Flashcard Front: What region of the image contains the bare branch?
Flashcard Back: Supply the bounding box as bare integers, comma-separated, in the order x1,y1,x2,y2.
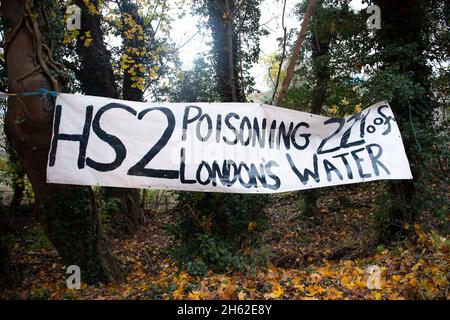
275,0,317,106
270,0,288,105
175,30,200,51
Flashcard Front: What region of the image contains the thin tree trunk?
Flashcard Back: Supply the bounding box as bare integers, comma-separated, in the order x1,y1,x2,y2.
74,0,145,235
275,0,317,106
1,0,119,283
74,0,118,98
116,0,148,233
225,0,237,102
302,26,331,222
270,0,287,105
120,0,145,102
373,0,433,241
207,0,244,102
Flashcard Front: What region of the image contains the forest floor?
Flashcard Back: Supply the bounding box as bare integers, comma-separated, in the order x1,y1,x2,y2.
1,182,449,300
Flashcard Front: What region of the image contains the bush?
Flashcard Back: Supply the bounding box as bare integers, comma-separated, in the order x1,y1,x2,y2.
375,114,449,242
168,192,270,275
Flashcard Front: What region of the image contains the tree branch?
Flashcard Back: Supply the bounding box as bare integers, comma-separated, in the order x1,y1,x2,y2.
275,0,317,106
270,0,288,105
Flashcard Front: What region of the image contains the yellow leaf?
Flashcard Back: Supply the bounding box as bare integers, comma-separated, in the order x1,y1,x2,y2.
340,275,356,290
187,291,201,300
392,275,402,282
373,291,382,300
293,276,305,291
271,282,283,299
149,70,158,79
355,279,366,288
238,291,246,300
84,38,93,47
330,105,338,114
172,286,184,300
306,285,325,297
263,292,278,299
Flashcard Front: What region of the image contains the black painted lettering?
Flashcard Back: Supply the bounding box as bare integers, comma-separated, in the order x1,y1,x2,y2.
276,121,293,150
49,104,93,169
196,113,213,142
239,116,252,146
223,113,240,145
291,122,310,150
127,107,179,179
332,152,353,179
180,147,196,184
182,105,202,141
252,118,267,148
317,118,345,154
237,162,255,188
86,103,135,172
323,159,343,182
350,147,371,179
265,160,280,190
286,153,320,185
196,161,211,185
366,143,390,176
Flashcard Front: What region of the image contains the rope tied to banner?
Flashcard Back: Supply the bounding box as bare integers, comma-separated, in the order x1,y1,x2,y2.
0,88,58,112
408,99,422,153
405,70,422,153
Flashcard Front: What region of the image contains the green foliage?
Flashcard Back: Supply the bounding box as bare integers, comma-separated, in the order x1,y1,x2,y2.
277,0,448,242
0,155,34,205
168,192,270,275
168,56,220,102
281,0,367,114
97,192,121,235
105,0,179,101
29,288,51,300
24,226,52,250
42,186,110,283
166,1,273,276
363,0,448,241
193,0,268,101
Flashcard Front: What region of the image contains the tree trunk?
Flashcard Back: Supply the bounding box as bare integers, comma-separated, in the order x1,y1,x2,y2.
373,0,434,241
116,0,148,233
74,0,118,99
275,0,317,106
224,0,237,102
1,0,119,283
208,0,244,103
120,0,145,102
0,205,14,289
302,21,331,222
74,0,145,235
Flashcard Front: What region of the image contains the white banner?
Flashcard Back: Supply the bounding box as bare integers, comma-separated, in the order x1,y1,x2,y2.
47,93,412,193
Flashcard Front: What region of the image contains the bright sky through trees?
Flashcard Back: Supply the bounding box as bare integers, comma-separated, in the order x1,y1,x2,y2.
170,0,366,93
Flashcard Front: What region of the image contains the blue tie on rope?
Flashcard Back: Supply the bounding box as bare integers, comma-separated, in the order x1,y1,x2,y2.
0,88,58,111
1,88,58,97
16,88,58,97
